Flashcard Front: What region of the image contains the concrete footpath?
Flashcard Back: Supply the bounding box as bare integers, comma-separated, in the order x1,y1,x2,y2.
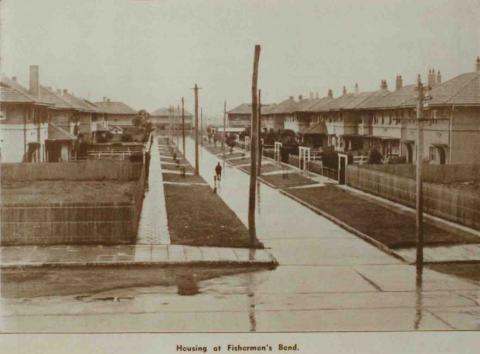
0,244,277,269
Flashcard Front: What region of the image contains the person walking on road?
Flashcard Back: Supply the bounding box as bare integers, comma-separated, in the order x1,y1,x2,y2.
215,162,222,182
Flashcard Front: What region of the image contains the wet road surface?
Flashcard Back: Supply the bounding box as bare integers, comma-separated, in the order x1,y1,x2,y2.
1,136,479,332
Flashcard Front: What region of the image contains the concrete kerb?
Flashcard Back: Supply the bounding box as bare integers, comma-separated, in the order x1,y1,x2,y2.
278,188,407,263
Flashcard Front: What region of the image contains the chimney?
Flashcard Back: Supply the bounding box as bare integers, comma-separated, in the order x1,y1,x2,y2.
395,75,403,90
354,83,359,94
29,65,40,97
342,86,347,95
298,95,303,101
315,92,319,99
11,76,17,81
380,80,388,90
289,96,294,100
327,89,333,98
103,96,106,102
476,56,480,72
427,68,435,87
63,89,68,95
107,98,111,103
436,70,442,84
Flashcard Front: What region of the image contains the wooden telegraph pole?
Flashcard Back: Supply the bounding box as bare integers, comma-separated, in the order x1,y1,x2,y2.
248,45,261,246
222,100,227,153
193,84,200,175
200,108,204,146
257,89,262,176
415,74,429,271
176,104,180,146
181,97,186,155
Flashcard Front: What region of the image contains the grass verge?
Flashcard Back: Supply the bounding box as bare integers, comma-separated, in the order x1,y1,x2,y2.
287,185,480,249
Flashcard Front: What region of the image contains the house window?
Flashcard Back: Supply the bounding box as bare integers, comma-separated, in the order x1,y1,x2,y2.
429,146,436,161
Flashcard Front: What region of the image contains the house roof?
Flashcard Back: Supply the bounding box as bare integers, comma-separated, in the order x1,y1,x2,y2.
423,71,480,106
295,98,320,112
271,97,298,114
308,96,335,112
227,103,272,115
0,82,37,103
358,84,417,109
151,107,193,117
60,91,97,112
94,101,137,115
0,76,49,105
38,87,76,110
48,123,76,140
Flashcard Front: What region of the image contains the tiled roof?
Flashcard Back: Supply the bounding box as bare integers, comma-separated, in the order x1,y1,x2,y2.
295,98,319,112
227,103,272,115
262,103,277,114
271,97,298,114
425,71,480,106
358,84,417,109
151,107,193,117
38,87,75,110
0,76,47,104
0,82,36,103
308,96,335,112
94,101,137,115
47,123,76,140
61,91,96,112
354,89,393,109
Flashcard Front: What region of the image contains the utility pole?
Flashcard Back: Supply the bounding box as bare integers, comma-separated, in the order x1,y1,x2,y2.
181,97,185,155
192,84,200,175
248,44,261,246
175,104,180,148
222,100,227,153
415,74,429,271
200,108,204,146
257,89,262,176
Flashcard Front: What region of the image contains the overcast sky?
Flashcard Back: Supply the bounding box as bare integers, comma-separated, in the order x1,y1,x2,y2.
1,0,479,124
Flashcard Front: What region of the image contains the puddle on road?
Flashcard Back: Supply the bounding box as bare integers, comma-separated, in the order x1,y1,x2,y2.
1,265,265,299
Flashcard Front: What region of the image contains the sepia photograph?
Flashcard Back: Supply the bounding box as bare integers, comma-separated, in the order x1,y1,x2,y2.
0,0,479,353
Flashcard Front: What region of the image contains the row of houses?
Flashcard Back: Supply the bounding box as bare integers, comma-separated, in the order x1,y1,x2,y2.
0,65,147,163
227,57,480,165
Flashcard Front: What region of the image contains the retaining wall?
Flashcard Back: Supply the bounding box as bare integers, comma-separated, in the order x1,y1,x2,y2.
347,164,480,230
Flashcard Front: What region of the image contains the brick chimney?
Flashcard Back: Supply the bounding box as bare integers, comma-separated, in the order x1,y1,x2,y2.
380,80,388,90
395,75,403,90
476,56,480,72
289,96,294,100
327,89,333,98
29,65,40,97
63,89,68,95
11,76,17,81
436,70,442,84
427,68,436,87
298,95,303,101
354,83,359,94
342,86,347,95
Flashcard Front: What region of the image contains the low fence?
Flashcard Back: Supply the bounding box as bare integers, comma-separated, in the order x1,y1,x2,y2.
1,160,142,182
347,164,480,230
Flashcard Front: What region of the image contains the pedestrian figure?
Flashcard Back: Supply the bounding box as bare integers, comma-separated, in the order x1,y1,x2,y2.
215,162,222,182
